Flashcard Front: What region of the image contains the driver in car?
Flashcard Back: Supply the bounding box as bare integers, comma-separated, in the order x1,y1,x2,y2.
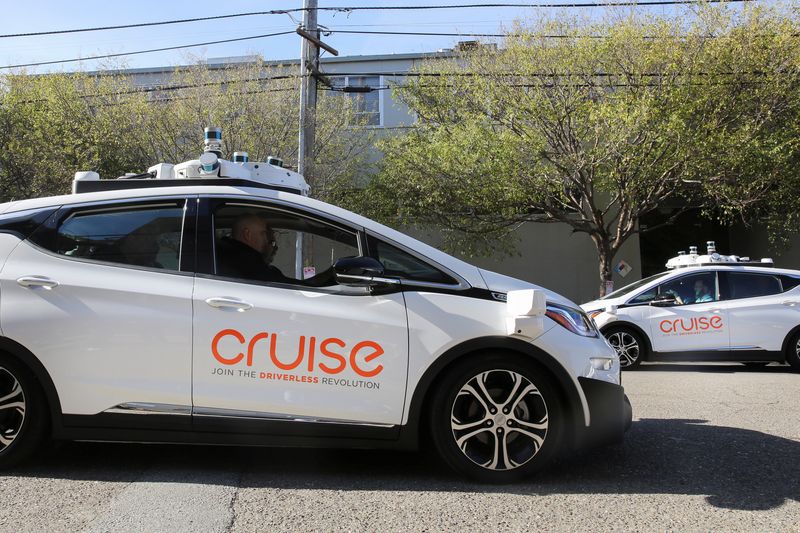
217,214,292,283
666,278,713,305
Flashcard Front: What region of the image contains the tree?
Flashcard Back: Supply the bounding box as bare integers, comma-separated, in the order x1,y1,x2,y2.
0,59,374,204
0,71,151,200
356,5,800,295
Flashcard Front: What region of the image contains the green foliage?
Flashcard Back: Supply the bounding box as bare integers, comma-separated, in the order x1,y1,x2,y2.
356,4,800,292
0,60,373,203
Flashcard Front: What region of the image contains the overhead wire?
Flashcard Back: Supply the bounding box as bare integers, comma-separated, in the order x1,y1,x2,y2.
0,0,757,39
0,31,296,70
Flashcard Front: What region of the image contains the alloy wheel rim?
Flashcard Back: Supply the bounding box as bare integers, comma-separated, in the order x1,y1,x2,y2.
0,367,25,453
608,331,639,367
450,369,548,471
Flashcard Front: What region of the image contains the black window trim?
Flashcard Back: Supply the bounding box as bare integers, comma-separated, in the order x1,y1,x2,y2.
198,196,372,294
626,270,721,307
364,229,470,291
197,194,471,292
25,195,196,277
719,270,788,301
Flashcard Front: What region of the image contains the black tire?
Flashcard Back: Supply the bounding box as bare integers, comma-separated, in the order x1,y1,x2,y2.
429,353,565,483
786,332,800,372
0,354,48,469
603,327,646,369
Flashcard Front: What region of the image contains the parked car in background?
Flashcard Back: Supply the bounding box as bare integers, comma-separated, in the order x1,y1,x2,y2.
583,243,800,371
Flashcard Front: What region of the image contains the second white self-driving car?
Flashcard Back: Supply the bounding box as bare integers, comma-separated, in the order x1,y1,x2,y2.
0,129,630,482
583,242,800,371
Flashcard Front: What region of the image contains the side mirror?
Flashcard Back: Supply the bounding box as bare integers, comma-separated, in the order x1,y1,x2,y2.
650,295,677,307
333,256,395,287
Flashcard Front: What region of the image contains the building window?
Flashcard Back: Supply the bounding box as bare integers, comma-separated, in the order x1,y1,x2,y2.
332,76,382,126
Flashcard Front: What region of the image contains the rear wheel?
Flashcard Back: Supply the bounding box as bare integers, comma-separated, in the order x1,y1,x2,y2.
0,355,48,468
786,332,800,372
604,327,646,369
429,354,564,483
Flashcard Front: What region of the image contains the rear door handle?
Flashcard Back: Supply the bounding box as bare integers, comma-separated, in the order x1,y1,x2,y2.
17,276,59,289
205,297,253,311
710,308,722,313
783,301,798,307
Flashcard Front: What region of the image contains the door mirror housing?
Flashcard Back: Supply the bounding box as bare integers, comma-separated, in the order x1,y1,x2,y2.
650,294,677,307
333,256,396,287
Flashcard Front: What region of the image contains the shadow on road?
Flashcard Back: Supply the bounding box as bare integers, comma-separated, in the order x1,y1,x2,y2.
633,363,796,374
4,418,798,511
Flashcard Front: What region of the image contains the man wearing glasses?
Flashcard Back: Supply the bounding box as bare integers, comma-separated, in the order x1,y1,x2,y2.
217,214,292,283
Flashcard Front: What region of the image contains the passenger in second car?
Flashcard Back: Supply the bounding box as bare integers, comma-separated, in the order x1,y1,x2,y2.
217,214,292,283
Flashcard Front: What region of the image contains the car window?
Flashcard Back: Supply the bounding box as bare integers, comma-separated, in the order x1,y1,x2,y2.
657,272,718,306
372,239,457,284
213,204,359,286
728,272,782,299
628,287,658,305
601,272,669,300
41,203,184,270
779,275,800,292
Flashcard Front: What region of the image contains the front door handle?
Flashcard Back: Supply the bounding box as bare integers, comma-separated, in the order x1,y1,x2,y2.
17,276,59,289
205,297,253,311
710,308,723,313
783,301,798,307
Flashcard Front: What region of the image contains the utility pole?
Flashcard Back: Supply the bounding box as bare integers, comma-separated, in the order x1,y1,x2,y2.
295,0,318,278
297,0,318,182
295,0,338,278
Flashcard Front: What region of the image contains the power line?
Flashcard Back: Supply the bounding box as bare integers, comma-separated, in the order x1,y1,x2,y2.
328,28,799,39
6,67,791,106
0,11,301,39
315,1,755,10
332,30,506,37
0,31,295,70
0,1,756,40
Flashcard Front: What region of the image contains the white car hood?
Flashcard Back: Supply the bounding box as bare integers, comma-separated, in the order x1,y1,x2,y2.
478,269,576,308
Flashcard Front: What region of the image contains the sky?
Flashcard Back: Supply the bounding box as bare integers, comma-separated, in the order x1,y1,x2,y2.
0,0,701,73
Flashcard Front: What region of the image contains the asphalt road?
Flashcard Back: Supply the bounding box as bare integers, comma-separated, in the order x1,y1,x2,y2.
1,363,798,532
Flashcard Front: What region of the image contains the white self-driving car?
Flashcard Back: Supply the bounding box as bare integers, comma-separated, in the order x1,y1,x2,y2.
583,243,800,371
0,129,629,482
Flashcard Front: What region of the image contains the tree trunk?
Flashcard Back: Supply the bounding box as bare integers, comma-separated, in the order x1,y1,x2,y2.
589,234,615,298
598,248,614,297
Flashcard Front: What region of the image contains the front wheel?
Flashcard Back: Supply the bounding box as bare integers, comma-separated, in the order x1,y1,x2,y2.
604,327,646,369
786,332,800,372
0,355,48,469
429,354,564,483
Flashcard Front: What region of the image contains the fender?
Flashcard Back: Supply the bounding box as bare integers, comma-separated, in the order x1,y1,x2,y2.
398,336,586,450
601,321,653,355
0,336,63,435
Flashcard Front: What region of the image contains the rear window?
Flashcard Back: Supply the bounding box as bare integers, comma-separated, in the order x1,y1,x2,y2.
727,272,783,300
32,203,185,271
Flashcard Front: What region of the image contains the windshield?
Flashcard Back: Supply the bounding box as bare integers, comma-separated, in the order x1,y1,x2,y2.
599,272,670,300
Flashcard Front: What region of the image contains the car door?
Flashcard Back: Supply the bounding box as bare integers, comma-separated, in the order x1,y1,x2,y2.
191,197,409,428
647,271,730,355
721,271,800,355
0,197,195,424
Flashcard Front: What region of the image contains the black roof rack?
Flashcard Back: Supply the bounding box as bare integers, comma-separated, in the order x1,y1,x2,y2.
73,178,302,195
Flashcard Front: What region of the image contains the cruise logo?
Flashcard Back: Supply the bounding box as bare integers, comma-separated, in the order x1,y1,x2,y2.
659,316,723,336
211,328,385,378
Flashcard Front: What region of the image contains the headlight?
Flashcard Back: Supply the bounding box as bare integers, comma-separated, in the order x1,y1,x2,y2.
545,303,598,337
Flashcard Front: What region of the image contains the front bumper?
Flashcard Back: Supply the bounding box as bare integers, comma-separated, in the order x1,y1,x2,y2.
574,377,632,450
